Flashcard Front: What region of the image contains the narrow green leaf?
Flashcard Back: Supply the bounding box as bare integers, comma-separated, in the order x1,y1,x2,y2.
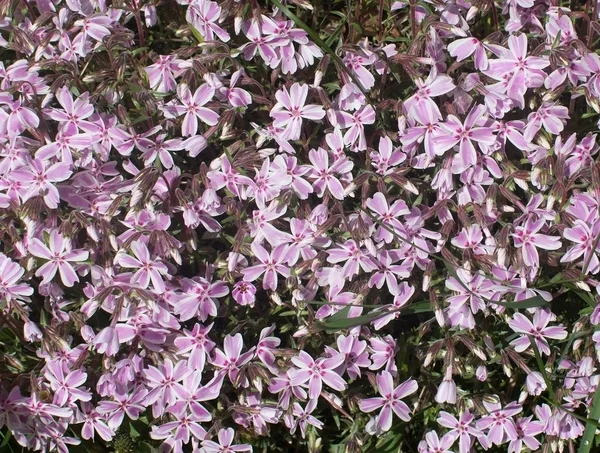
316,306,387,331
0,430,12,448
528,335,555,401
492,295,548,309
578,385,600,453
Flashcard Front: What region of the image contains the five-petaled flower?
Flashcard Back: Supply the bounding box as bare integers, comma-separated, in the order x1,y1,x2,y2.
29,230,89,287
270,83,325,141
359,371,418,433
512,217,561,268
290,351,347,400
508,309,567,356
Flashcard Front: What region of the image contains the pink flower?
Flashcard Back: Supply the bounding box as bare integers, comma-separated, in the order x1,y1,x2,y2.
218,69,252,108
211,333,255,387
270,83,325,140
29,230,89,287
434,104,496,168
343,50,376,90
448,37,488,70
404,72,455,121
512,218,561,268
523,102,570,142
477,400,522,446
12,158,72,209
144,359,191,418
508,416,544,453
186,0,230,42
174,323,215,372
359,371,418,433
5,98,39,136
162,83,219,136
334,334,371,379
48,87,94,135
289,399,323,438
96,387,149,430
369,335,398,375
437,410,484,453
232,281,257,307
366,192,409,243
201,428,252,453
560,219,600,274
145,55,184,93
290,350,347,399
241,243,290,291
508,310,567,356
418,431,455,453
326,240,377,280
114,240,169,293
336,104,376,151
485,34,548,106
93,326,120,357
308,147,354,200
255,326,281,373
44,361,91,406
371,135,406,175
0,254,33,302
174,276,228,321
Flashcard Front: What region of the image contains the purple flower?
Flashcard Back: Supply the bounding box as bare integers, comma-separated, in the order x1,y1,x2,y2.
201,428,252,453
359,371,418,433
434,104,496,167
290,350,347,400
270,83,325,140
512,218,561,268
437,410,484,453
508,309,567,356
44,361,91,406
115,240,169,293
242,243,290,291
29,230,89,287
162,83,219,136
211,333,255,387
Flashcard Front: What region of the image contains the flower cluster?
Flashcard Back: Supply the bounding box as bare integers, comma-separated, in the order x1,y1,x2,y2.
0,0,600,452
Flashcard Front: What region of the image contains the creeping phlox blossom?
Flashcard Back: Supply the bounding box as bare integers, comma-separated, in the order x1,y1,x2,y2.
1,0,600,451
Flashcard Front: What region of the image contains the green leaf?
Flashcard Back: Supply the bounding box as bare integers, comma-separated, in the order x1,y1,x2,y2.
0,430,12,448
578,384,600,453
316,306,386,331
492,295,548,309
316,300,433,332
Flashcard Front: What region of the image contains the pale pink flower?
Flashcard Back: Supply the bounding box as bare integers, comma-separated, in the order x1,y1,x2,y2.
512,218,561,268
270,83,325,140
359,371,417,433
114,240,170,293
308,147,353,200
241,243,290,291
29,230,89,287
186,0,230,42
508,310,567,356
162,84,219,136
290,351,347,400
211,333,255,387
201,428,252,453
